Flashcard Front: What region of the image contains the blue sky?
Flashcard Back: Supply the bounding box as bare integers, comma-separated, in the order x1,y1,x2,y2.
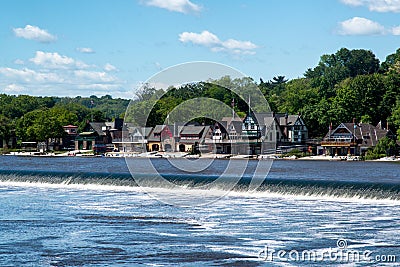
1,0,399,98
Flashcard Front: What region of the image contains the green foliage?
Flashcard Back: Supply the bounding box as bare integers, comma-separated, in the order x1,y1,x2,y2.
305,48,380,96
365,137,397,160
1,47,400,146
389,100,400,139
124,77,268,127
0,114,12,148
15,107,78,142
282,149,305,158
259,48,400,138
331,74,386,124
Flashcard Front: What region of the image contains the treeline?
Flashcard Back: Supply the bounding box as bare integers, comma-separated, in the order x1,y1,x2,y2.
127,47,400,139
1,47,400,148
0,94,129,147
262,48,400,137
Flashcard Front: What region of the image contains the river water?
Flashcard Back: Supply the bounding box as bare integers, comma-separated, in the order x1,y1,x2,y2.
0,156,399,266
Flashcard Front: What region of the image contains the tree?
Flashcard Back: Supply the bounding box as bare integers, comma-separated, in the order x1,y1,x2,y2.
380,48,400,73
365,137,397,159
389,100,400,139
331,74,386,124
0,115,12,149
305,48,380,97
271,75,288,85
16,107,78,145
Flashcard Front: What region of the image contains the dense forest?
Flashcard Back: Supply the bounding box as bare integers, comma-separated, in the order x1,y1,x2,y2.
1,47,400,148
128,47,400,139
0,94,129,147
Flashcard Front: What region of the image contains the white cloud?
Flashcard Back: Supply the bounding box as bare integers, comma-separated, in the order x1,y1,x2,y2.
179,30,258,55
13,25,57,43
338,17,386,35
14,59,24,65
77,47,95,54
4,84,25,94
0,67,63,83
179,30,220,46
104,63,118,72
0,51,126,97
142,0,201,14
29,51,88,69
74,70,117,83
392,26,400,35
341,0,400,12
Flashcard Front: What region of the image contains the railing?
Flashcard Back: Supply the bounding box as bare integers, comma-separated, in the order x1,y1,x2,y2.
320,141,357,146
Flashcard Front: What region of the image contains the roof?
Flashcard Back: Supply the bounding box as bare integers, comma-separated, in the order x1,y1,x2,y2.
180,126,205,135
147,125,171,142
229,121,243,135
253,112,274,126
179,126,211,143
63,125,78,128
263,116,278,128
152,125,166,134
326,122,392,147
279,115,299,126
105,118,124,131
89,122,107,136
129,127,153,138
221,116,242,126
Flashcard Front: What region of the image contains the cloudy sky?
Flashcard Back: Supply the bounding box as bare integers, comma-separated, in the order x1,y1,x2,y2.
1,0,399,98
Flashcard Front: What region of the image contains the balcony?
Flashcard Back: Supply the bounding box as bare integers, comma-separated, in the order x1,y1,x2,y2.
321,140,357,147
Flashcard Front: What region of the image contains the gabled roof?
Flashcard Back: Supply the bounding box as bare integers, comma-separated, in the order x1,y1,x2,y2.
221,116,242,126
147,125,172,142
180,125,205,135
263,117,276,128
130,127,153,138
229,121,243,135
88,122,107,136
327,122,393,147
253,112,274,126
152,125,166,134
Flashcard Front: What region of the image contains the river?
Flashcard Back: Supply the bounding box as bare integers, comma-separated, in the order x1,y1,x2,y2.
0,156,399,266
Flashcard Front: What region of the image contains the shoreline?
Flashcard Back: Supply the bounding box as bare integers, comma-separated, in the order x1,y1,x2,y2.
2,151,400,162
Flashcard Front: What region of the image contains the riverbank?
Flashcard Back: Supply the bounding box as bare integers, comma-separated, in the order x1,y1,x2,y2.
3,150,400,162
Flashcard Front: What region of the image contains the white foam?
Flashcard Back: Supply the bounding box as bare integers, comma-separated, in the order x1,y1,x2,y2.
158,232,178,237
1,180,399,205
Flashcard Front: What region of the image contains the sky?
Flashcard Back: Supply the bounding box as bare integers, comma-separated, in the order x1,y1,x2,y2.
1,0,400,99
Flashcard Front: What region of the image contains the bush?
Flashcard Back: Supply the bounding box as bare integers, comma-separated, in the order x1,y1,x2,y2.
283,149,305,158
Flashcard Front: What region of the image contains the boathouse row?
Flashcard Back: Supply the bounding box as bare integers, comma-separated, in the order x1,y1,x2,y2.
320,122,396,156
5,113,396,156
111,112,309,155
